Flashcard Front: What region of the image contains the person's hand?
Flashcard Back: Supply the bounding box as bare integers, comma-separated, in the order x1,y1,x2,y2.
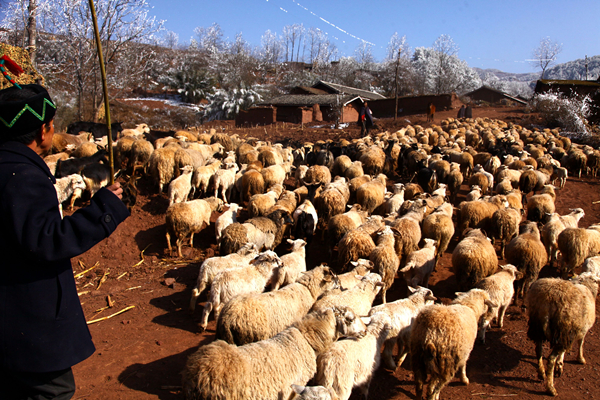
106,183,123,200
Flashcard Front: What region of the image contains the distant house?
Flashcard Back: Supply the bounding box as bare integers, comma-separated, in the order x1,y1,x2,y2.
463,85,527,105
236,80,384,126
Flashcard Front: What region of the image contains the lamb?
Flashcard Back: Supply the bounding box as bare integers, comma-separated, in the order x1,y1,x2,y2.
213,162,240,203
505,221,548,303
69,162,112,209
368,286,437,370
292,199,318,243
465,185,482,201
147,146,177,193
271,238,308,290
473,164,494,193
410,289,497,400
389,200,428,268
192,160,221,198
452,228,498,291
311,272,383,316
165,197,224,258
215,203,241,245
458,194,508,234
247,184,283,218
421,203,455,262
541,208,585,267
216,265,339,345
384,183,405,215
399,238,437,289
582,255,600,277
199,251,283,331
338,259,374,290
356,173,387,214
526,273,600,396
315,311,392,400
475,264,523,343
288,385,339,400
550,166,568,189
526,185,557,223
167,165,194,206
188,243,259,314
557,224,600,278
120,123,150,137
182,306,367,400
53,174,87,218
337,216,385,272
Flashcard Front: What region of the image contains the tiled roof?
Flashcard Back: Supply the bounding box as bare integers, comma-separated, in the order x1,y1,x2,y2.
313,81,386,100
258,94,357,107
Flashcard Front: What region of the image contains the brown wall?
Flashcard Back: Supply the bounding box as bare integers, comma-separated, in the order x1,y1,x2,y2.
235,107,276,126
368,94,454,118
467,89,508,104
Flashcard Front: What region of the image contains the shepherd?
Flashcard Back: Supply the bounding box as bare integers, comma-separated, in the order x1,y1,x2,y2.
427,102,436,122
358,101,374,137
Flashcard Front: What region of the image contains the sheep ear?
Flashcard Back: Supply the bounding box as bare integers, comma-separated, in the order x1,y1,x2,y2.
350,261,358,267
455,292,464,297
426,293,438,301
399,265,412,273
290,384,305,395
360,316,371,325
407,286,417,294
485,299,498,308
287,238,293,244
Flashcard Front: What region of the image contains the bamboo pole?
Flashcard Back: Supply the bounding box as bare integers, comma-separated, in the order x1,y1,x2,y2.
88,0,115,185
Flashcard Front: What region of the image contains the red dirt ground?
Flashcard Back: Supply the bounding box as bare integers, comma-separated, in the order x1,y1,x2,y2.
67,106,600,399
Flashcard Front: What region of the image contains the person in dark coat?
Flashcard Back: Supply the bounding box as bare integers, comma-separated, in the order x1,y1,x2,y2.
358,101,374,137
457,105,466,119
465,105,473,119
0,84,129,399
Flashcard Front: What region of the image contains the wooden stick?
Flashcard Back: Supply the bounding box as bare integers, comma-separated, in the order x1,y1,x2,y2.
77,291,89,297
74,261,99,279
131,244,151,268
593,200,600,204
126,285,141,291
87,305,135,324
116,271,128,280
96,268,110,290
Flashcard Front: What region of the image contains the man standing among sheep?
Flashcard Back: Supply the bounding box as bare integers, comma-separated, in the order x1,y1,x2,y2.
0,83,129,399
358,101,374,137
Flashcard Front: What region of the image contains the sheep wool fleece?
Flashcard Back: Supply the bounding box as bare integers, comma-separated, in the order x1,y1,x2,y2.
0,141,130,373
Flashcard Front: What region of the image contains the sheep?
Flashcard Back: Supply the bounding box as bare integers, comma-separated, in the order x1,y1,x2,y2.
344,160,364,180
490,206,522,259
304,165,332,187
327,204,368,258
465,185,482,202
188,243,259,314
505,221,548,303
199,251,283,331
495,165,521,189
369,226,400,303
331,154,352,178
271,238,308,290
262,163,291,189
315,311,391,400
69,162,112,209
51,131,92,153
389,200,428,268
258,146,284,167
557,224,600,278
384,183,405,215
421,203,455,262
167,165,194,206
582,255,600,277
550,166,568,189
190,142,225,161
356,173,387,214
213,162,240,203
410,289,497,400
241,168,266,204
192,160,221,198
182,306,367,400
53,174,87,218
216,265,339,345
494,177,514,195
219,209,293,255
399,238,437,289
215,203,241,245
368,286,437,370
120,123,150,137
446,162,463,204
288,384,339,400
54,149,109,179
147,146,177,193
359,145,386,176
292,199,318,243
130,138,154,172
338,259,374,290
247,184,283,218
165,197,224,258
452,228,498,291
295,165,309,187
473,164,494,193
475,264,523,343
541,208,585,267
526,185,557,223
71,142,101,159
458,194,508,234
311,272,383,316
526,273,600,396
337,216,385,273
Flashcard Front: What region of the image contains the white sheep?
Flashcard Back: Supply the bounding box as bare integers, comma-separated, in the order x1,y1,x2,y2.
213,162,240,203
271,238,307,290
311,272,383,316
215,203,241,245
120,123,150,137
53,173,87,218
167,165,194,206
188,243,259,314
192,160,221,198
368,286,437,370
399,238,437,288
315,311,392,400
338,259,373,290
199,250,282,331
289,384,339,400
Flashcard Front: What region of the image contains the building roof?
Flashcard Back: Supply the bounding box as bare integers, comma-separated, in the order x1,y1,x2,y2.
312,81,386,100
465,85,527,105
538,79,600,87
258,94,361,107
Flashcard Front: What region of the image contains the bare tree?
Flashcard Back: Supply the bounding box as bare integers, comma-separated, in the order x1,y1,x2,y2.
260,29,283,65
282,23,304,62
531,37,562,79
432,34,459,94
354,41,375,69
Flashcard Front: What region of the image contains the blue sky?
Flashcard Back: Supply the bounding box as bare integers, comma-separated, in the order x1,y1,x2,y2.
147,0,600,74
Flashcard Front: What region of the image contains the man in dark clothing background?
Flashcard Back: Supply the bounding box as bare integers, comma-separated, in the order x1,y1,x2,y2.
358,101,374,137
0,83,129,399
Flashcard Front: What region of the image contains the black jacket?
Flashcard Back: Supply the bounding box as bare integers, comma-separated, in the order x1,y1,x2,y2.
0,141,129,372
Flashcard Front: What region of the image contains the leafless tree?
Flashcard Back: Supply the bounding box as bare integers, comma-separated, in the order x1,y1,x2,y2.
354,40,375,69
531,37,562,79
432,34,459,94
282,23,305,62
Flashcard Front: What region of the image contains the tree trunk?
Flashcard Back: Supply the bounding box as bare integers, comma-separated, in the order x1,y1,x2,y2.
26,0,37,65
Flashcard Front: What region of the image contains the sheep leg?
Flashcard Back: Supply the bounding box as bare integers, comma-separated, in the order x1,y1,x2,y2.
176,238,184,259
555,350,566,376
358,381,371,400
189,278,207,314
545,349,560,396
458,362,469,385
535,341,546,380
427,373,452,400
413,356,426,400
382,339,397,370
165,232,172,254
576,336,587,364
396,342,409,369
497,304,508,329
199,301,213,331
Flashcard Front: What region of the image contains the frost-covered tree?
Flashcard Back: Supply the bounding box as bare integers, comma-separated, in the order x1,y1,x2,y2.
531,36,562,79
379,33,414,97
194,22,225,54
204,87,262,121
260,29,283,64
282,23,305,62
530,90,591,134
354,41,375,69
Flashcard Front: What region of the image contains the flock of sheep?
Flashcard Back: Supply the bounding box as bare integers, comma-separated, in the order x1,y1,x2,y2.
45,116,600,400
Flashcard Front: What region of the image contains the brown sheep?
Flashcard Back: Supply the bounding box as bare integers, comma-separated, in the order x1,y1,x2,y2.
452,228,498,291
337,216,385,273
557,224,600,278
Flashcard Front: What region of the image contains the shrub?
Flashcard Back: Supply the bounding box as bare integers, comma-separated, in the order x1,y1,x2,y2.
529,90,591,135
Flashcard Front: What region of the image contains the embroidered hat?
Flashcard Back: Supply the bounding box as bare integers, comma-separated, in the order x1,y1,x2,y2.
0,84,56,138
